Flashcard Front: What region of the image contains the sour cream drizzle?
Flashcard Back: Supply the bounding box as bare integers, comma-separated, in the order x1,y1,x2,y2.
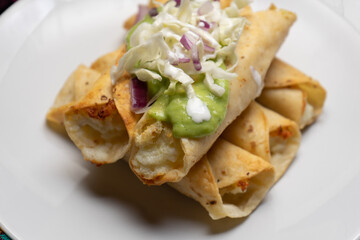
186,85,211,123
250,66,264,97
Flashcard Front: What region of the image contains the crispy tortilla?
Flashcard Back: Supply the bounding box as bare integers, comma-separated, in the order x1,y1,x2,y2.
170,101,300,219
129,7,297,185
257,58,326,129
64,72,129,165
46,65,101,135
170,139,274,219
46,45,127,135
222,102,301,181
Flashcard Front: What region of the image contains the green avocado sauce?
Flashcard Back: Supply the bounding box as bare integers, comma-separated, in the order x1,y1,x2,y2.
147,76,229,138
127,13,229,138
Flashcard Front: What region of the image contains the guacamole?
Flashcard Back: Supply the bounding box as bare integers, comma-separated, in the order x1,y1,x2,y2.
122,5,239,138
147,76,229,138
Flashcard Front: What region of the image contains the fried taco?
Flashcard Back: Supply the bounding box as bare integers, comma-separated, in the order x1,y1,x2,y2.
63,72,133,165
46,65,101,135
170,139,275,219
113,1,296,185
170,101,300,219
222,102,301,181
257,58,326,129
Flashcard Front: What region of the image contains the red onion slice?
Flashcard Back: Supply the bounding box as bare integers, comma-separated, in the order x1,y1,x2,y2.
204,44,215,53
198,1,213,15
135,5,149,24
191,44,202,71
148,7,158,17
133,87,164,114
198,20,211,30
180,32,202,70
131,77,148,112
170,57,191,66
174,0,181,7
179,57,191,63
170,60,179,66
180,32,200,50
180,34,194,50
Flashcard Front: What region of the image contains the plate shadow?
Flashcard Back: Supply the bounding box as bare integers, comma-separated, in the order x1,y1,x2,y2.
82,160,247,234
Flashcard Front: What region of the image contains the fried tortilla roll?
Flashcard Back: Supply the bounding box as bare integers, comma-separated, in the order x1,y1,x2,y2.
169,102,299,219
47,45,137,164
169,139,275,220
129,8,297,185
222,102,301,181
46,45,126,135
257,58,326,129
46,65,101,135
64,72,131,165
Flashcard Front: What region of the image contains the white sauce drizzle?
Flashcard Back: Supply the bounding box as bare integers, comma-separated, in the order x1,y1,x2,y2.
186,85,211,123
250,66,264,97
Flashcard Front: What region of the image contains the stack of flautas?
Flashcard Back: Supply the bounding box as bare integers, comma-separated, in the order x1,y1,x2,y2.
46,0,326,220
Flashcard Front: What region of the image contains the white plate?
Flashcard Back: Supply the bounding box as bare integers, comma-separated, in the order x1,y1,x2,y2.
1,0,360,239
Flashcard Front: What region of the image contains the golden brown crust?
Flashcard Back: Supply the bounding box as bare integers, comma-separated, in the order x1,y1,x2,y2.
169,156,224,216
257,88,306,126
262,105,301,180
222,102,270,162
124,14,137,30
170,139,275,219
129,114,184,184
64,72,129,165
46,65,101,134
223,102,301,181
113,78,141,139
83,99,117,120
265,58,315,88
257,58,326,128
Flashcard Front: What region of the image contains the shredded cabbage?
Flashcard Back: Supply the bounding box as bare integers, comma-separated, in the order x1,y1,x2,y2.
204,73,225,97
111,0,250,121
133,69,162,82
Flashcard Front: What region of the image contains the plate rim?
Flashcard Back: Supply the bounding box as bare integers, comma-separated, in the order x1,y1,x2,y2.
1,0,360,239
